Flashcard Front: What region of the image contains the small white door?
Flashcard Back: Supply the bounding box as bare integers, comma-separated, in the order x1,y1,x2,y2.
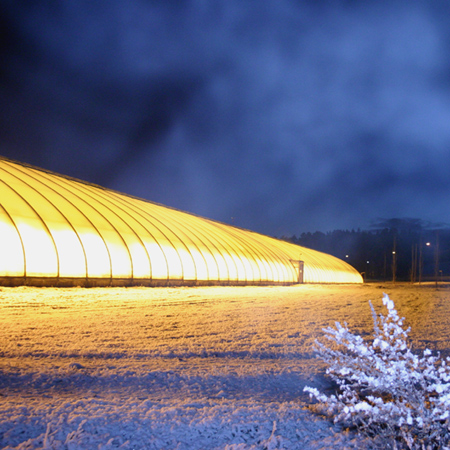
290,260,304,283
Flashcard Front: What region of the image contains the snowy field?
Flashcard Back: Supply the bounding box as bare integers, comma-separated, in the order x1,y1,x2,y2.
1,283,450,449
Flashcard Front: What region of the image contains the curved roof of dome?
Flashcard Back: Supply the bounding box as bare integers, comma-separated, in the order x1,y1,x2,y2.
0,157,362,286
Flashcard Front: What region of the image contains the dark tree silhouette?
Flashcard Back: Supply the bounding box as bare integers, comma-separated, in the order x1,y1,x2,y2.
281,218,450,282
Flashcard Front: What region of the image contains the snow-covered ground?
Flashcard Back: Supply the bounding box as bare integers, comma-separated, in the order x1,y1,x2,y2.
1,283,449,449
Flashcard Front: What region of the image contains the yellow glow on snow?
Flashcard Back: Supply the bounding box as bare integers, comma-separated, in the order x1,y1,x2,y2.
0,157,363,286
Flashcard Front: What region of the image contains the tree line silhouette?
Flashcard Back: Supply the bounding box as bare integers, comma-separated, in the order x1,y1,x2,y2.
281,218,450,282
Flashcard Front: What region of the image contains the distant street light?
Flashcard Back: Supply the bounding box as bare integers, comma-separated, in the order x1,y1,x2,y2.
424,236,440,286
392,235,397,284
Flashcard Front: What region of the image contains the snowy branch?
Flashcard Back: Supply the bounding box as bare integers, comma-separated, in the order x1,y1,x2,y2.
304,294,450,449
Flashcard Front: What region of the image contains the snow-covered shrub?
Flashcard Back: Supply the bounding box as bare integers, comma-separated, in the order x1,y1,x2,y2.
304,293,450,449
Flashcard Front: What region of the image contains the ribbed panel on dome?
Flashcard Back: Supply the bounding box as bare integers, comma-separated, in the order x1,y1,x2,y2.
0,157,363,287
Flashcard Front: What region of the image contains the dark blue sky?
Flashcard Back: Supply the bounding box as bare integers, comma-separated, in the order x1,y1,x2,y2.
2,1,450,236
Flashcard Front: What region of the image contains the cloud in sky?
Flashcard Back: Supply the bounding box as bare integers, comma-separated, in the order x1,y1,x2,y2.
2,0,450,236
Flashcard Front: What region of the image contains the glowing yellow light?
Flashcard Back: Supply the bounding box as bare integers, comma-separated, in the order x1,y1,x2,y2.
78,231,111,278
0,157,363,286
0,211,24,276
49,227,86,277
15,221,58,277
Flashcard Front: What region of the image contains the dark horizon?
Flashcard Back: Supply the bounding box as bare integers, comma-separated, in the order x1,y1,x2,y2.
283,217,450,281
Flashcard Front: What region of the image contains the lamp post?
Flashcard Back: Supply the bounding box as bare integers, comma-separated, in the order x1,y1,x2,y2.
434,232,440,287
418,240,425,285
411,244,418,283
392,235,397,284
392,251,396,283
423,239,439,285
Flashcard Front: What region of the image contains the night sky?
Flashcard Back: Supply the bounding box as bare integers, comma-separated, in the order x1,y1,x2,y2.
2,1,450,237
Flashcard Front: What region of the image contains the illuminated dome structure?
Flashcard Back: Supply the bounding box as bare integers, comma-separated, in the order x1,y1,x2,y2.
0,157,362,286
